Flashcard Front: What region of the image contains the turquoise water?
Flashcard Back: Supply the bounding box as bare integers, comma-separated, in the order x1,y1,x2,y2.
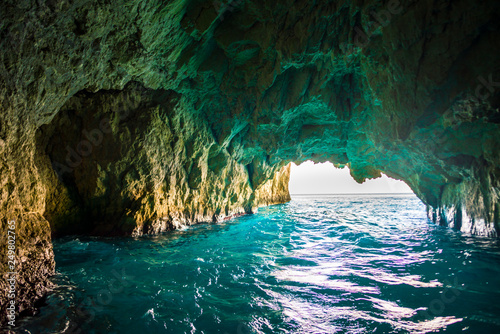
16,195,500,333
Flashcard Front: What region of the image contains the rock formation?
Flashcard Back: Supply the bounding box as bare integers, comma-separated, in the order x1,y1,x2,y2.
1,0,499,322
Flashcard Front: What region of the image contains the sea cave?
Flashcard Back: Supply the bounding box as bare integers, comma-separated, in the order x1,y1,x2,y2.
1,0,500,332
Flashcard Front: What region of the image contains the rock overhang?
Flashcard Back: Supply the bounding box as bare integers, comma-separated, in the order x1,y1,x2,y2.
1,0,500,322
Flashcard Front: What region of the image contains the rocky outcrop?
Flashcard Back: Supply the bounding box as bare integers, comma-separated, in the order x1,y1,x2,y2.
1,0,500,323
34,82,270,236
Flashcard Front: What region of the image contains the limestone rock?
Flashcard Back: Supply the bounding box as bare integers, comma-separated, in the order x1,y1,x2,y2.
1,0,500,322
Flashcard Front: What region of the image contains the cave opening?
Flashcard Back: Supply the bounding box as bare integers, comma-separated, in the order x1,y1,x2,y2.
289,161,414,195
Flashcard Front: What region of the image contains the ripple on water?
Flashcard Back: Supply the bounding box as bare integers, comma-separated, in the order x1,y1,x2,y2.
12,194,500,334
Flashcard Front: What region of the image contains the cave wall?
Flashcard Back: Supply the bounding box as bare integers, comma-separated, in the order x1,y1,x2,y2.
1,0,500,320
34,82,280,237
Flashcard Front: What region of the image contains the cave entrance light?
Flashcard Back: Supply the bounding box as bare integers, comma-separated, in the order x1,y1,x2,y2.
289,161,413,195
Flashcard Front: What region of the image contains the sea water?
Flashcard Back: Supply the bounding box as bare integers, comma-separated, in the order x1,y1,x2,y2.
15,194,500,333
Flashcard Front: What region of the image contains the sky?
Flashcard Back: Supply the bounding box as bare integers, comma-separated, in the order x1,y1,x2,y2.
289,161,413,194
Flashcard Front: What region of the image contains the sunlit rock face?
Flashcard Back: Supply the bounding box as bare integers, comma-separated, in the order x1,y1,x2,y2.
1,0,499,319
35,82,288,236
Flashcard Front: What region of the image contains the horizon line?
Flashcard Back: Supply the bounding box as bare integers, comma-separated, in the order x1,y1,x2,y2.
290,192,415,195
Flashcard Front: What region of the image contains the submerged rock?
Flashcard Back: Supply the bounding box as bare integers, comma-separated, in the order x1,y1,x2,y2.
0,0,499,322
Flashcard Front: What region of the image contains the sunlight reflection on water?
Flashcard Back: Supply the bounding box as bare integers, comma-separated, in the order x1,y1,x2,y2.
13,194,500,334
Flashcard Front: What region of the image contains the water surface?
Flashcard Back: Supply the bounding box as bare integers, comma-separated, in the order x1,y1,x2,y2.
16,194,500,333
